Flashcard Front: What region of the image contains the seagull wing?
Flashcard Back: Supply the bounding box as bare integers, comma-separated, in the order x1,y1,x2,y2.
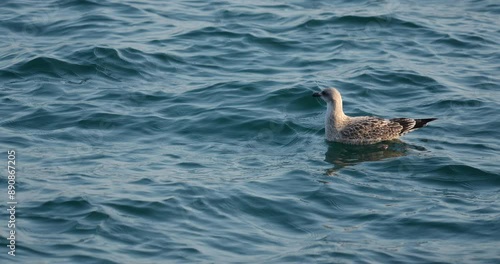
340,117,403,143
390,118,437,135
389,118,416,135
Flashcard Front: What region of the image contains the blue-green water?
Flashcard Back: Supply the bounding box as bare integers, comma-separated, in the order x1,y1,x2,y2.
1,0,500,263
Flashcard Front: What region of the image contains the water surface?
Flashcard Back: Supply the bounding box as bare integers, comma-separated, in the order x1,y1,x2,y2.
1,0,499,263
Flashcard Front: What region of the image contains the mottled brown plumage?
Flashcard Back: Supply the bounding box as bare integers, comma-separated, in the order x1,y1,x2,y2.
312,88,437,145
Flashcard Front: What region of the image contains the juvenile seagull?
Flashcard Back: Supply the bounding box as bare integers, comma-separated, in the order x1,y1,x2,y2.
313,88,437,145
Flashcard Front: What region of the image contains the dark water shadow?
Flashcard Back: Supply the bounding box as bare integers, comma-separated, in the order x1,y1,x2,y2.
323,140,424,176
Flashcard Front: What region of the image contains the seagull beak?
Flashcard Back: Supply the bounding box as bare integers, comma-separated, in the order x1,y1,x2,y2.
312,92,321,97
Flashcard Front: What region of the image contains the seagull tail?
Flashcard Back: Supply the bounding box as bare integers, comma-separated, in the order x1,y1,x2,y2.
413,118,437,130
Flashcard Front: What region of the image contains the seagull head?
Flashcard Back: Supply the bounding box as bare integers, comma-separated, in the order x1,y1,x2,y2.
312,88,342,105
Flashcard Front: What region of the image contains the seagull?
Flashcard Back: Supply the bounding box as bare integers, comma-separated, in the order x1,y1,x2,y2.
312,88,437,145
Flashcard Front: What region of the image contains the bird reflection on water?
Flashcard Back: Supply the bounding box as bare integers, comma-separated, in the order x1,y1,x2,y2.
323,140,425,176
